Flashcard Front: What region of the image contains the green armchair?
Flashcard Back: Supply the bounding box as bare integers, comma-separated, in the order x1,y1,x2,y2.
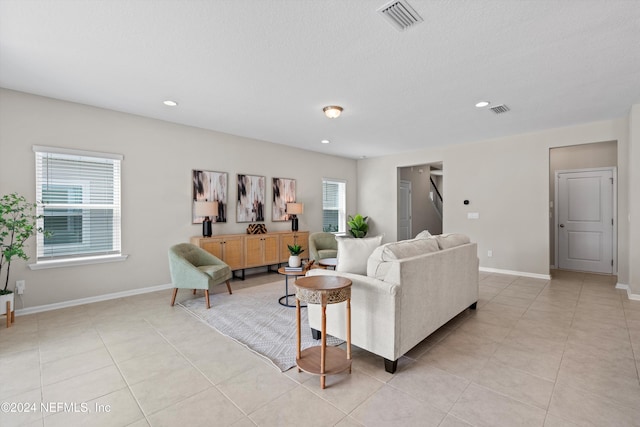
168,243,232,309
308,232,338,261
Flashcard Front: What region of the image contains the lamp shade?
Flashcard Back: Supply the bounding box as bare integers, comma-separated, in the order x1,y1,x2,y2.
286,202,304,215
194,201,218,218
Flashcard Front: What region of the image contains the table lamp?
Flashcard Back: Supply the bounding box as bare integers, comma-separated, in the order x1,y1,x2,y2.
286,202,304,232
194,201,218,237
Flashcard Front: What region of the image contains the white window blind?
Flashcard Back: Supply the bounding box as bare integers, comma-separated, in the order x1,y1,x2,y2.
322,179,346,233
34,146,123,261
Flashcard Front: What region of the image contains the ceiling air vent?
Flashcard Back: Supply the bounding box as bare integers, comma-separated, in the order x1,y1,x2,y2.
490,104,510,114
377,0,423,32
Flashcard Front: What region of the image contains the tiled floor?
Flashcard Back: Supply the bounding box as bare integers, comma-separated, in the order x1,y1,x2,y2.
1,270,639,426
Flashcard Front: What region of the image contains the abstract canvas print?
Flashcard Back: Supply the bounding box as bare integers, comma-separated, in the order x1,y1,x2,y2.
272,177,296,221
192,170,227,223
237,174,266,222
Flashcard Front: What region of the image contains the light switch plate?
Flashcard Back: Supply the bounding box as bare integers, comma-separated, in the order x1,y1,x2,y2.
467,212,479,219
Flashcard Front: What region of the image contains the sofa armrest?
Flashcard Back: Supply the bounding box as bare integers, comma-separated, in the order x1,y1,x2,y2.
305,268,399,360
168,254,211,290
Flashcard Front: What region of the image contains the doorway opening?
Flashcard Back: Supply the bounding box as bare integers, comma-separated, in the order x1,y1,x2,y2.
549,141,617,274
397,163,443,241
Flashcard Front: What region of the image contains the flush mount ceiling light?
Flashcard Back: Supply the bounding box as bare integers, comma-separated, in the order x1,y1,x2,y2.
163,100,178,107
323,105,343,119
475,101,490,108
321,139,331,144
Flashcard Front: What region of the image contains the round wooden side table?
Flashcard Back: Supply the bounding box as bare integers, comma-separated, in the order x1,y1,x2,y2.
294,275,352,389
277,267,308,308
318,257,338,270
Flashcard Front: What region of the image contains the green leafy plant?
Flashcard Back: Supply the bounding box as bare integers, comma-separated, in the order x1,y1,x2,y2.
287,244,304,256
0,193,46,294
347,214,369,238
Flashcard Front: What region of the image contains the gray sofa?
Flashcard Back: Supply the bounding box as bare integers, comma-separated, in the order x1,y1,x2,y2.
306,233,479,373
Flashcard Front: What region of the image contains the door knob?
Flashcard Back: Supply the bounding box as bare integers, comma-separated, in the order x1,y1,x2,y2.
559,224,565,228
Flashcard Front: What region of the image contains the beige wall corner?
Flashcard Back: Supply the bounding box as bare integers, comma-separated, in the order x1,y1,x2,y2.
628,104,640,295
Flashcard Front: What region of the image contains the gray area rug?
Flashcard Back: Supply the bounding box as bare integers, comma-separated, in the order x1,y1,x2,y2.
178,280,343,371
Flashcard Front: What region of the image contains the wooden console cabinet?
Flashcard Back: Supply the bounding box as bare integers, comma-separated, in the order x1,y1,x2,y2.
190,231,309,278
192,235,244,271
245,234,279,267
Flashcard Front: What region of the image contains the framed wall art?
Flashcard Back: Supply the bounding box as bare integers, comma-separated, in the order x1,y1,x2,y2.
237,174,266,222
272,177,296,221
192,170,227,223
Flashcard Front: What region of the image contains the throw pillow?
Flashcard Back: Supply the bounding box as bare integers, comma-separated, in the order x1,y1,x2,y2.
336,235,383,275
414,230,432,239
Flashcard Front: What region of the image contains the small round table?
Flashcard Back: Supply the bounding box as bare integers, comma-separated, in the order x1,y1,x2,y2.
294,275,352,389
318,257,338,270
277,267,308,308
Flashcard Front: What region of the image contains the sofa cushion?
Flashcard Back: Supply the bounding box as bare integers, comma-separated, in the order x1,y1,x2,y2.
382,237,439,260
336,235,383,275
435,233,471,250
367,237,440,280
318,249,338,259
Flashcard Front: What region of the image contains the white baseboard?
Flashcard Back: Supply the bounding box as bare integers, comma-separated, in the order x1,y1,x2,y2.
479,267,551,281
615,283,640,301
15,283,174,316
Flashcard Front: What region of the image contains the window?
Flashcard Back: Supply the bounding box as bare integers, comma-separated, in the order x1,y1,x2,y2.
33,146,123,264
322,179,346,233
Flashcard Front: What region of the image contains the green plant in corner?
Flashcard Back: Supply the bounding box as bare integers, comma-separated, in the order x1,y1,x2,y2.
287,244,304,256
0,193,47,294
347,214,369,238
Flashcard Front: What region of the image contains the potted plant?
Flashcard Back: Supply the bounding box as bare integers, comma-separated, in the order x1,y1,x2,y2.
0,193,45,323
347,214,369,238
287,244,304,268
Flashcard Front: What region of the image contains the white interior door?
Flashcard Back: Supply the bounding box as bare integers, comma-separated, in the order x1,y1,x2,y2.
398,180,412,241
557,169,614,274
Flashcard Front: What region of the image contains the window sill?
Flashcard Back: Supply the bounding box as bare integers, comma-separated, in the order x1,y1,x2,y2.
29,254,129,270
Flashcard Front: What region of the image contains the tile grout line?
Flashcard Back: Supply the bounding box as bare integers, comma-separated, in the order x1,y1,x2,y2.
541,275,586,426
94,318,150,426
145,317,255,422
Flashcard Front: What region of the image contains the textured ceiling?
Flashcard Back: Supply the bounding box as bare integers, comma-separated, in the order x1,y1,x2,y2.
1,0,639,159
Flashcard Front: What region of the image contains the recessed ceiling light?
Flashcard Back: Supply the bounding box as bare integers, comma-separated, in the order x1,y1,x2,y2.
475,101,490,108
163,100,178,107
321,139,330,144
323,105,343,119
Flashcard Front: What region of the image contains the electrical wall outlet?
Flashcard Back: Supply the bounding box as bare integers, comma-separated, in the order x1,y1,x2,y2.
16,280,25,294
487,250,493,257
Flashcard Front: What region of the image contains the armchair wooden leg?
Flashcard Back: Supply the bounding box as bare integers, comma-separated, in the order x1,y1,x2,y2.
226,280,232,295
170,288,178,306
205,290,211,309
193,289,197,295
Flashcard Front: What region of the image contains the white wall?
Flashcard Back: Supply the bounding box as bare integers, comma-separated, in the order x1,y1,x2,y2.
629,104,640,295
358,118,631,280
0,89,357,308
